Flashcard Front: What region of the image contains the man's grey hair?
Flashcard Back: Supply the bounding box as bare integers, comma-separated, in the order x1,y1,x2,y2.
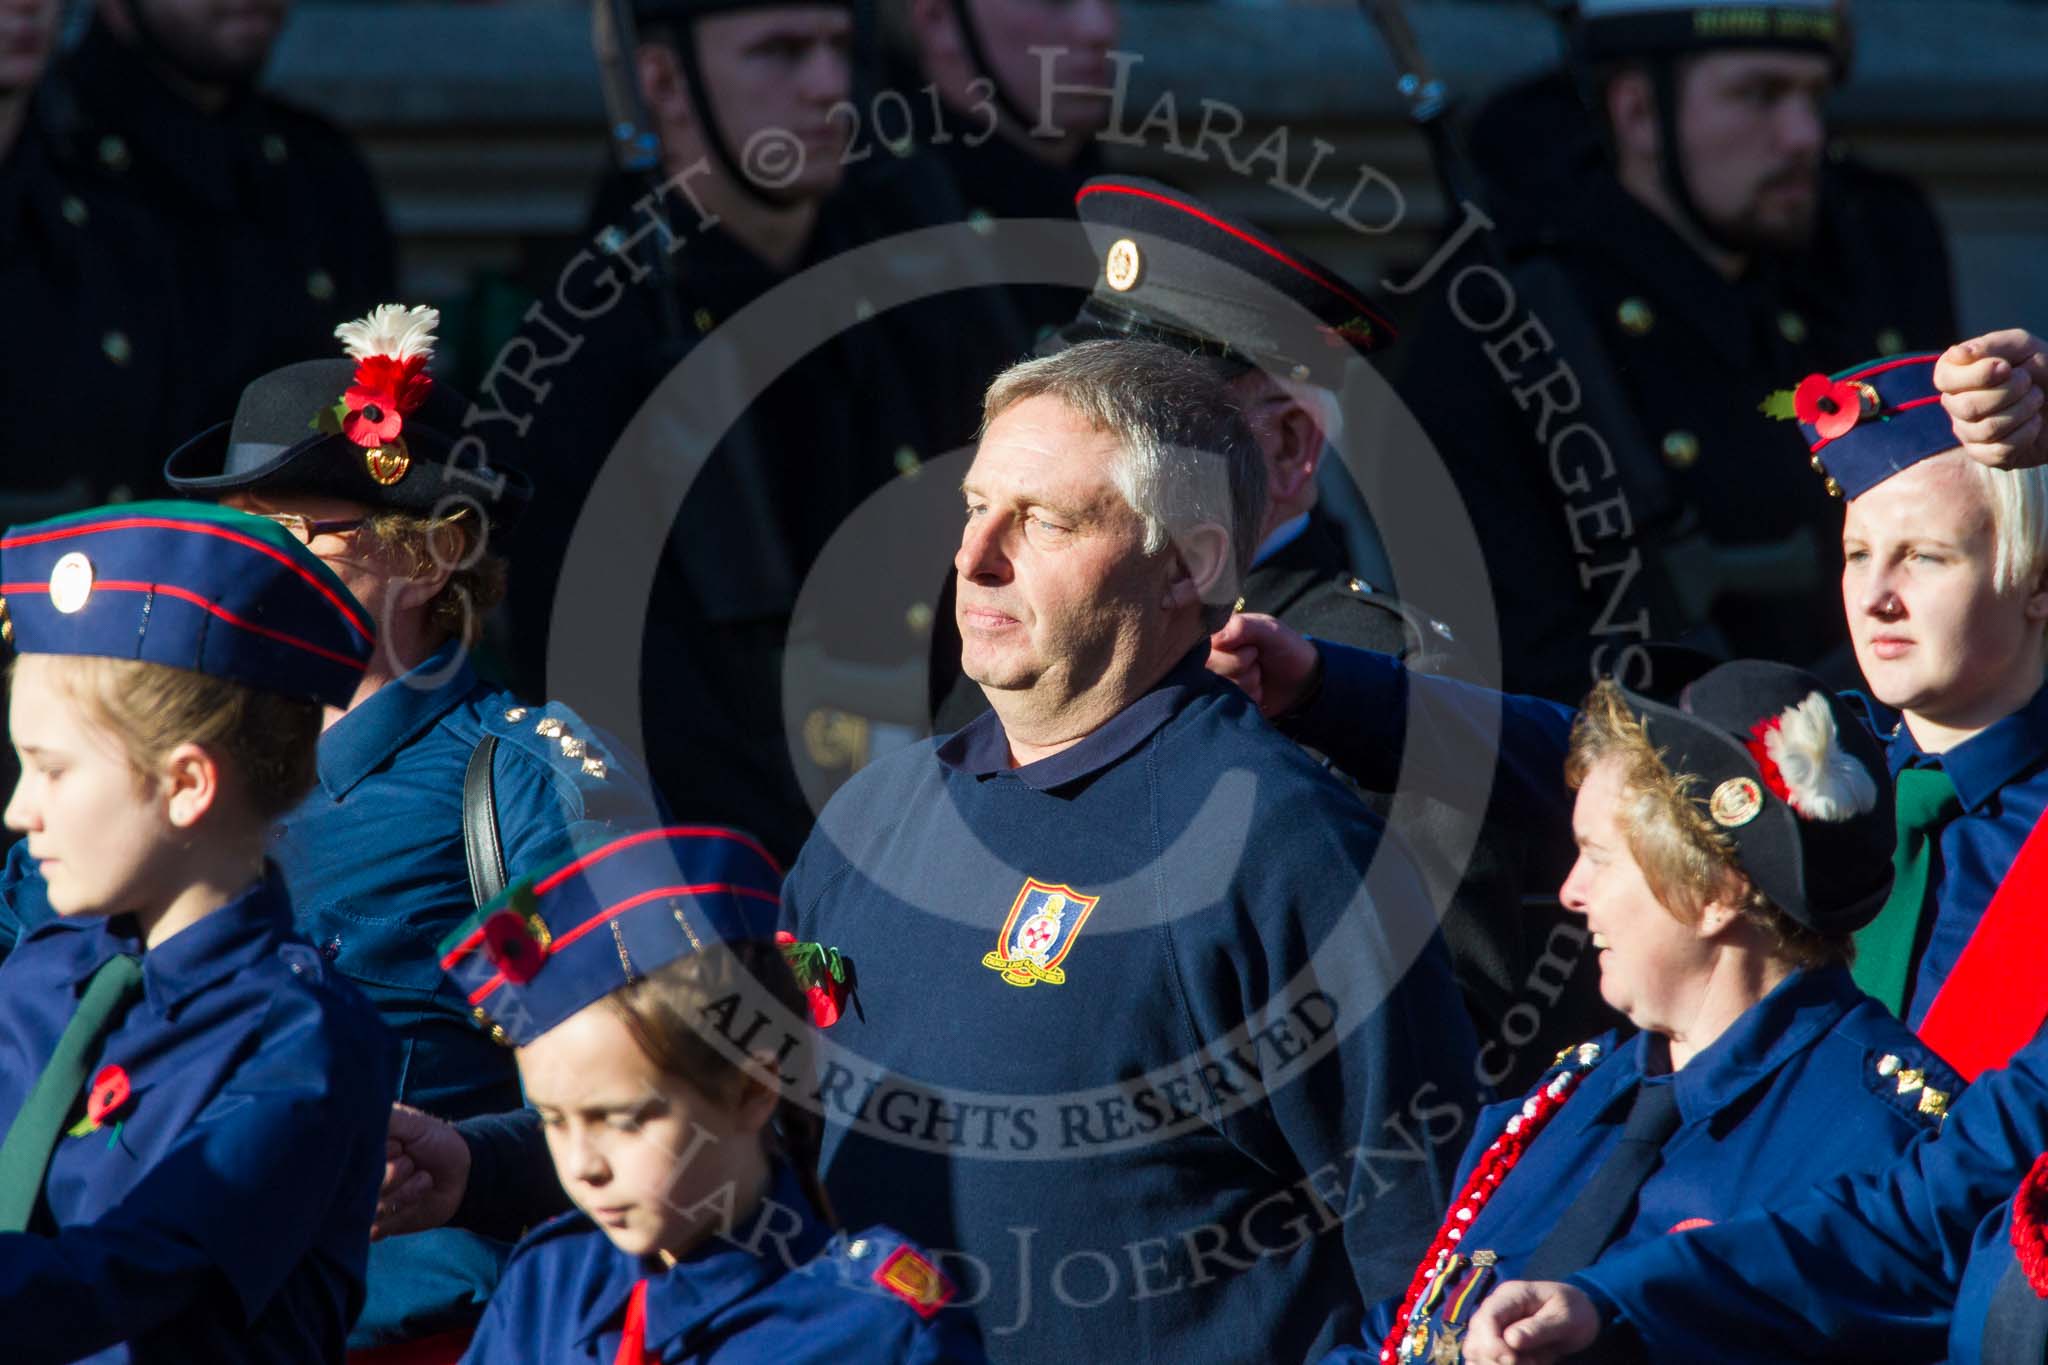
981,340,1267,630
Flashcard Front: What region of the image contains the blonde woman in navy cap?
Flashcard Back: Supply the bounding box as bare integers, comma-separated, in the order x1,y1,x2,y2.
0,500,394,1360
442,827,985,1363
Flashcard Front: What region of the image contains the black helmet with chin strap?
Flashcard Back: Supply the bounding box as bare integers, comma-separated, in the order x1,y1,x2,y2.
1564,0,1850,254
632,0,858,213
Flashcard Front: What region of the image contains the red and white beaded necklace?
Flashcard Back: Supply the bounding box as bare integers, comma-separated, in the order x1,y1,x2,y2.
1378,1043,1605,1364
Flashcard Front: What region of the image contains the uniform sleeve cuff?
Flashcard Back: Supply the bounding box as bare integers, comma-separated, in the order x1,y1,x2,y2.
1569,1276,1651,1365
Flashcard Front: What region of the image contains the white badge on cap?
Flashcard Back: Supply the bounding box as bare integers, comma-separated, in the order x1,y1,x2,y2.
1104,238,1143,292
48,552,95,614
1709,776,1764,828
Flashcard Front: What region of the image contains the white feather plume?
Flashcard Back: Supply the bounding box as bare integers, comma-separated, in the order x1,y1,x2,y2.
1763,691,1878,822
334,304,440,363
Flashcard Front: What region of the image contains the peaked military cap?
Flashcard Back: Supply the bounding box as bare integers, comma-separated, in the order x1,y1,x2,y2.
1617,658,1894,935
1570,0,1846,61
1768,352,1953,501
440,826,785,1047
0,500,374,708
1057,176,1398,390
165,304,532,531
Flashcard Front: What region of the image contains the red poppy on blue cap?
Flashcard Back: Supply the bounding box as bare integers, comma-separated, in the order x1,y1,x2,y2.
440,826,786,1048
1762,353,1954,501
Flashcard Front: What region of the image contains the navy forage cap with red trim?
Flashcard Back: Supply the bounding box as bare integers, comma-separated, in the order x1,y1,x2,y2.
439,826,785,1048
164,303,533,532
0,500,374,708
1060,176,1398,390
1615,659,1895,935
1571,0,1846,62
1762,352,1952,501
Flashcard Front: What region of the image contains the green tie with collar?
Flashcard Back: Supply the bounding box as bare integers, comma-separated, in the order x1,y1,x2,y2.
1853,766,1962,1017
0,953,145,1231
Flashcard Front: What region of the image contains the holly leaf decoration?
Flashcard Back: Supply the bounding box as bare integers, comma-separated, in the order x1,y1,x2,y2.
1758,389,1800,422
310,400,350,436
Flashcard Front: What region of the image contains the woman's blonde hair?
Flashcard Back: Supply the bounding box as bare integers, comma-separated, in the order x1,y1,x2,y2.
360,509,507,649
26,654,321,821
1565,680,1849,970
605,938,834,1225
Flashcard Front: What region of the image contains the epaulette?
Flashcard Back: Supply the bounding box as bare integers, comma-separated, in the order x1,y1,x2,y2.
833,1228,957,1320
1327,576,1461,666
1863,1044,1965,1127
1543,1036,1614,1085
491,701,613,784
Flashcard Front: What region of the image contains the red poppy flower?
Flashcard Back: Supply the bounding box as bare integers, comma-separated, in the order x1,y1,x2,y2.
341,355,432,449
85,1064,130,1127
1793,373,1867,442
804,982,843,1028
777,931,849,1028
482,909,547,985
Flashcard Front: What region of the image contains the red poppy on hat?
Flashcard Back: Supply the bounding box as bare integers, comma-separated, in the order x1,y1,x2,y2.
483,907,549,986
328,304,439,449
341,354,432,449
1793,373,1875,443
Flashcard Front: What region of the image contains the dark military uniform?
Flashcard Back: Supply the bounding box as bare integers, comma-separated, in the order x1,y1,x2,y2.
907,81,1102,349
1391,63,1956,702
509,144,1027,866
0,86,193,504
56,20,396,433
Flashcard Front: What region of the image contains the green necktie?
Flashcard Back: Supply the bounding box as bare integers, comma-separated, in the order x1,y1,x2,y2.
0,953,145,1231
1853,766,1962,1017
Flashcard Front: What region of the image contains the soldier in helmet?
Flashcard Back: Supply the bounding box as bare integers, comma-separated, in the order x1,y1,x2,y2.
1392,0,1957,702
893,0,1120,344
502,0,1028,868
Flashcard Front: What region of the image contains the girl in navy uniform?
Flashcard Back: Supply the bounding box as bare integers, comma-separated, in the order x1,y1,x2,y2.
443,827,985,1363
0,500,394,1361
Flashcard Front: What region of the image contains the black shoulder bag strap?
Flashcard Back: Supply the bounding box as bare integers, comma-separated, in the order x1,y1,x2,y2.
463,735,509,908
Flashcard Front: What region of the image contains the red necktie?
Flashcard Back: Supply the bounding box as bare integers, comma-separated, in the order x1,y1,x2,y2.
612,1280,649,1365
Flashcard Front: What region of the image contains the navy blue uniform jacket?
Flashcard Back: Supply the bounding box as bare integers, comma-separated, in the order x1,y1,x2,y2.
463,1166,988,1363
1346,967,1958,1360
0,879,394,1362
785,651,1483,1364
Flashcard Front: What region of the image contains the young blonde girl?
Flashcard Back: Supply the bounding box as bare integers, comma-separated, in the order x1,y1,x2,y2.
0,500,393,1361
